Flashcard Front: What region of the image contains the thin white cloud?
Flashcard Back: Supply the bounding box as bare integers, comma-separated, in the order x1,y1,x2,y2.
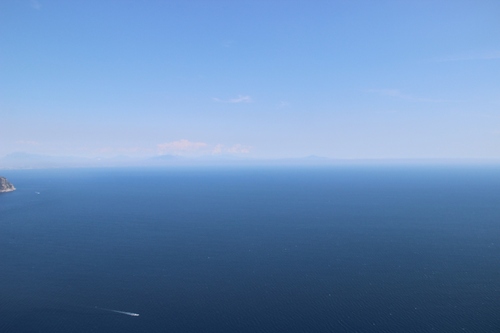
157,139,207,154
212,95,253,104
227,144,251,154
212,144,224,155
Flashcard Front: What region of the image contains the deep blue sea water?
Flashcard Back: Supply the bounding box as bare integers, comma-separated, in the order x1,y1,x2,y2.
1,166,500,332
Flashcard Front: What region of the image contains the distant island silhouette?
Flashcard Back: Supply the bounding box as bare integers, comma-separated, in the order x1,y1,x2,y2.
0,176,15,193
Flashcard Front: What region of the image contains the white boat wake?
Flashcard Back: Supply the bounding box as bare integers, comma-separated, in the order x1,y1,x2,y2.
95,307,140,317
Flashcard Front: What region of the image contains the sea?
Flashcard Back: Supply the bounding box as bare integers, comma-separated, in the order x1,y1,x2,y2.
1,166,499,332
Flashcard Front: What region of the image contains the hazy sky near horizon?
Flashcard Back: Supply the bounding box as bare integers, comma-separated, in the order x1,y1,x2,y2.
1,1,499,159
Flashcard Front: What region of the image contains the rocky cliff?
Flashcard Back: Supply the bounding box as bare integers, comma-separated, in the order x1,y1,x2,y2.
0,177,15,193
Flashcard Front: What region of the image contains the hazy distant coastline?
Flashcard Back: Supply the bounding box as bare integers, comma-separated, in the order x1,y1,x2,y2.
1,152,499,170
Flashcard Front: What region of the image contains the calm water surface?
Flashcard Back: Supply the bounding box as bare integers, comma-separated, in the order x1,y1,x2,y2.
1,167,500,332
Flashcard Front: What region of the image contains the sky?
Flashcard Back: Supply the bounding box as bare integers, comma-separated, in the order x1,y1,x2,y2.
1,0,499,161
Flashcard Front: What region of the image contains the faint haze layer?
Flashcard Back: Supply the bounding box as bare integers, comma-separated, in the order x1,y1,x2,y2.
1,1,500,161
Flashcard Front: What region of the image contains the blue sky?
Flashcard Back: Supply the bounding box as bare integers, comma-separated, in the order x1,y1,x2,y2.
1,0,499,160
